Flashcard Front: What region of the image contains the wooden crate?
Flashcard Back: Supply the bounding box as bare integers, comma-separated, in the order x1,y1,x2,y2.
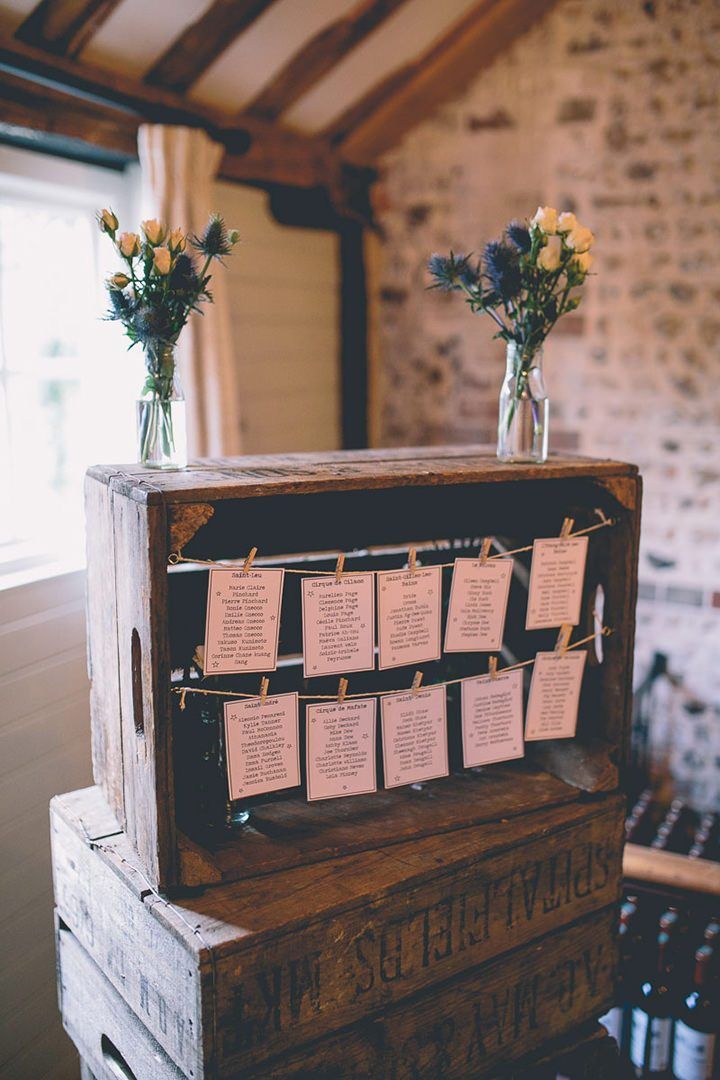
85,448,641,891
52,785,625,1079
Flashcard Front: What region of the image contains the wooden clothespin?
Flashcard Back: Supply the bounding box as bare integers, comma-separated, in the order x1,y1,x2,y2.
337,677,348,704
411,670,423,697
408,547,417,574
243,546,258,573
259,676,269,702
479,536,493,565
488,656,499,680
555,624,572,653
335,553,345,583
560,517,574,539
179,688,188,711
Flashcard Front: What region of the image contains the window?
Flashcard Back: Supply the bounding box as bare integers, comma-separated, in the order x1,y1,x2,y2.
0,146,141,577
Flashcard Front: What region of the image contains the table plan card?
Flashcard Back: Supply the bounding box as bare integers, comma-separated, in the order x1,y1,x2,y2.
204,567,284,674
377,566,442,670
444,558,513,653
461,669,525,767
526,537,588,630
224,692,300,800
301,574,375,677
306,699,377,801
525,650,587,741
380,685,449,789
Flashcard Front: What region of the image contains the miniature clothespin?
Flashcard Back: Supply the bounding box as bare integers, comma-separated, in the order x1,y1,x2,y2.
479,536,493,565
408,547,417,574
335,553,345,583
337,677,348,704
411,671,423,696
179,688,188,711
259,676,269,701
555,624,573,653
488,656,499,680
560,517,574,539
243,546,258,573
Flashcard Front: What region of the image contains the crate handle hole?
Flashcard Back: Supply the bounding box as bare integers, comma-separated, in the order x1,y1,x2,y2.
131,628,144,738
101,1035,137,1080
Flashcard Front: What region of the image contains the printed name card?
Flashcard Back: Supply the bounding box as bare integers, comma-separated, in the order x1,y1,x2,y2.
461,669,525,767
445,558,513,652
306,699,377,801
301,574,375,677
525,650,587,741
380,684,449,788
204,567,284,674
526,537,588,629
377,566,442,670
224,692,300,800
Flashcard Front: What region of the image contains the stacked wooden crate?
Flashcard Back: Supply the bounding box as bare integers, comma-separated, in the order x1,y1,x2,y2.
53,447,641,1078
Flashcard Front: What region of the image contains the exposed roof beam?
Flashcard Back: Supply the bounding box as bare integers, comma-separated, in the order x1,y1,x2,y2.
15,0,123,58
243,0,410,124
334,0,557,164
144,0,277,95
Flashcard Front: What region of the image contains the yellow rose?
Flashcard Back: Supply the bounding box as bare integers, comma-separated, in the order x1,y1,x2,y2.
537,234,562,271
98,208,118,235
567,225,594,252
152,246,172,275
557,211,578,233
118,232,140,258
168,228,186,251
573,251,593,273
109,271,130,288
531,206,558,234
142,218,165,245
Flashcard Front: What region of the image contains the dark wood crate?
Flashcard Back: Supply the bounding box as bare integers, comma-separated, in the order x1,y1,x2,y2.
85,447,641,891
52,786,625,1079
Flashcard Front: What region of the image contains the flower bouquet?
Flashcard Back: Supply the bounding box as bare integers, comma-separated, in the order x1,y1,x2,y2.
98,210,240,469
429,206,594,463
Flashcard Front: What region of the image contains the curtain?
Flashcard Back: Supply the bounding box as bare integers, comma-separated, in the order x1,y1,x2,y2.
138,124,243,458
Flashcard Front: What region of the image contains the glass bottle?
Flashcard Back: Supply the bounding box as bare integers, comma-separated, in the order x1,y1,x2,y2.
497,342,548,463
136,342,187,469
672,945,719,1080
630,930,678,1077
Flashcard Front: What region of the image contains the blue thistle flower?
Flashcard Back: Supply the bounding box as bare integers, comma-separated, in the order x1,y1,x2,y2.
428,252,479,291
483,241,522,300
506,221,532,254
191,213,232,259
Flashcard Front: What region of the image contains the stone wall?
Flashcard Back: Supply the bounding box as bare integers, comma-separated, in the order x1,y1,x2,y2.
373,0,720,736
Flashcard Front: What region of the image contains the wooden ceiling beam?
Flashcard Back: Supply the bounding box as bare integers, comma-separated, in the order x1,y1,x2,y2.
15,0,123,58
144,0,277,95
0,30,336,187
335,0,557,164
243,0,410,124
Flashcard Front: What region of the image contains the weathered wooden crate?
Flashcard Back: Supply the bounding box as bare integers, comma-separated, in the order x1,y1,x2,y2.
85,448,641,891
53,786,625,1079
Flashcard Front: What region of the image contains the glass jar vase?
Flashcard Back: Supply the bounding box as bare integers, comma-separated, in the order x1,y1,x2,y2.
497,342,549,463
136,343,187,470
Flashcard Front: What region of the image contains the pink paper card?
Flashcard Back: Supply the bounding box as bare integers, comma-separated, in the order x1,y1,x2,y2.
224,692,300,800
301,573,375,677
525,650,587,741
377,565,442,670
204,567,284,674
306,699,377,801
380,684,449,789
461,669,525,767
445,558,513,652
526,537,588,630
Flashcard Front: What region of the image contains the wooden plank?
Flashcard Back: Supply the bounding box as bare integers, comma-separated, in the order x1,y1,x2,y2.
89,447,638,506
15,0,123,58
57,902,617,1079
624,843,720,897
52,786,624,1075
244,0,411,123
144,0,278,94
338,0,558,163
